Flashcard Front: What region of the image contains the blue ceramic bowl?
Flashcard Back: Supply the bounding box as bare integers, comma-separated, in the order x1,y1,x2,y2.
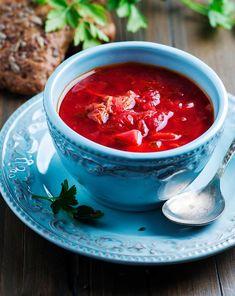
44,42,228,211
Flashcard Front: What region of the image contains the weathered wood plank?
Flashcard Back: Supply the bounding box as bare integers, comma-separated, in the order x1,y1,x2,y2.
0,208,26,296
215,250,235,296
19,227,72,296
169,1,235,92
148,261,221,296
0,93,26,296
0,215,72,296
0,93,72,296
0,92,26,295
71,258,221,296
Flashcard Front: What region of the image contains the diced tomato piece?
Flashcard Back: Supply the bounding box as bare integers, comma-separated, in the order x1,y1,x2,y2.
155,112,174,131
141,89,160,110
137,110,173,132
115,129,143,146
110,111,135,131
150,132,181,141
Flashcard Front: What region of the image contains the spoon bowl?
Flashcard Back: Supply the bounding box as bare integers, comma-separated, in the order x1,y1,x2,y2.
162,139,235,226
162,175,225,226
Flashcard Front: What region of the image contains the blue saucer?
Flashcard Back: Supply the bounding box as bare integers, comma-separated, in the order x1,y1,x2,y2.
1,93,235,265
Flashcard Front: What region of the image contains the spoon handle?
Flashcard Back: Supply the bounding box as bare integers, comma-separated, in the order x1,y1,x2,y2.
218,138,235,177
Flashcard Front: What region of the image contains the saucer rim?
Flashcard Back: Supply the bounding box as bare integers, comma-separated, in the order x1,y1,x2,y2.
0,92,235,265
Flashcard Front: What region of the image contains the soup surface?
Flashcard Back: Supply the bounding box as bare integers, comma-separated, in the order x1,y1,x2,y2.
59,63,214,152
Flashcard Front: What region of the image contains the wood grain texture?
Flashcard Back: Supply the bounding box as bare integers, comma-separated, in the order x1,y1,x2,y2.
67,258,222,296
0,93,72,296
1,0,235,295
216,250,235,296
0,92,26,296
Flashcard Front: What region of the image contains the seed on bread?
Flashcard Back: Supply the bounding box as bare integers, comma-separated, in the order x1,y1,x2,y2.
0,32,6,40
52,47,59,58
20,40,27,48
0,24,6,31
30,15,43,26
8,55,21,73
35,35,45,48
33,56,45,62
2,6,12,12
11,41,20,52
19,52,27,59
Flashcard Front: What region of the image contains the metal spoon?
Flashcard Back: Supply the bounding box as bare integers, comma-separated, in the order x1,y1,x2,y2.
162,139,235,226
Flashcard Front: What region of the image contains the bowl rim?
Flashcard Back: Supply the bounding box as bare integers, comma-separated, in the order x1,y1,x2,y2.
44,41,228,160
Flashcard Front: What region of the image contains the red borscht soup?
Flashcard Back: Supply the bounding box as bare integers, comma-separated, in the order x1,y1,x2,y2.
59,63,214,152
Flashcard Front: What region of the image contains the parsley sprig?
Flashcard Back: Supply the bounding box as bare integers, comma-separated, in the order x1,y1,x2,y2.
34,0,147,48
34,0,110,48
34,0,235,49
109,0,235,32
32,180,104,221
180,0,235,30
108,0,147,32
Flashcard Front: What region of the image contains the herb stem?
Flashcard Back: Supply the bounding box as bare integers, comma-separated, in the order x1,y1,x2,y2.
32,195,55,202
179,0,208,16
32,180,104,222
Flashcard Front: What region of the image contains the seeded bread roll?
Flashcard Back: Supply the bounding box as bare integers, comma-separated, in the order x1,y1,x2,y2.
0,0,116,95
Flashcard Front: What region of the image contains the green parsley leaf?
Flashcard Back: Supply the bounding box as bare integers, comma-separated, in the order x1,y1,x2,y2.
107,0,119,10
74,21,109,49
83,38,101,49
179,0,235,29
33,0,48,5
127,4,147,32
209,0,227,13
117,1,130,18
48,0,68,8
208,10,233,29
32,180,104,222
78,3,107,26
89,23,109,42
74,22,87,45
208,0,235,29
179,0,208,15
50,179,78,214
45,8,67,32
108,0,147,32
66,6,80,28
